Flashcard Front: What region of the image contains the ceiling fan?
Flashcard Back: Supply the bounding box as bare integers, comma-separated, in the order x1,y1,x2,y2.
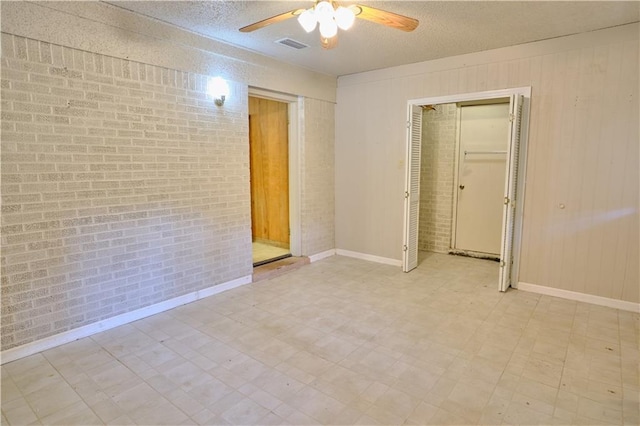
239,1,419,49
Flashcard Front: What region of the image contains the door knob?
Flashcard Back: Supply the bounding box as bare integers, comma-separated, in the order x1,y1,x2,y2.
459,185,465,190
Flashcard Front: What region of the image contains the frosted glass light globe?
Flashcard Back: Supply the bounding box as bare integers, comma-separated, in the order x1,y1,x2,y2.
319,19,338,38
298,9,317,33
335,6,355,30
315,1,335,25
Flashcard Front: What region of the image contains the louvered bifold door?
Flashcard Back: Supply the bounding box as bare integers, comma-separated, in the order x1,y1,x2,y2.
403,105,423,272
498,94,524,291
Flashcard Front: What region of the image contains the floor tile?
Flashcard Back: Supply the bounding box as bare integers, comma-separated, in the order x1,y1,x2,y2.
24,380,83,419
1,397,39,425
126,397,189,425
220,397,270,424
38,400,102,425
1,253,638,425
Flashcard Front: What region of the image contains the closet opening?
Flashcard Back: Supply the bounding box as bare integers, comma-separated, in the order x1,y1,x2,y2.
451,99,510,261
403,88,530,292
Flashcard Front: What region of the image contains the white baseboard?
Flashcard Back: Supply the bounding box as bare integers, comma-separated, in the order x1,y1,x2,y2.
517,282,640,313
335,249,403,267
1,275,253,365
307,249,336,263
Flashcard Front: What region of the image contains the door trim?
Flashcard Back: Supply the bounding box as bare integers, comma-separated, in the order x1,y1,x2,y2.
248,87,301,256
405,87,531,289
452,101,510,256
450,104,462,251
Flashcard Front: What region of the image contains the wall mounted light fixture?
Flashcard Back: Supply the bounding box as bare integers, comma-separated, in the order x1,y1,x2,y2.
207,77,230,106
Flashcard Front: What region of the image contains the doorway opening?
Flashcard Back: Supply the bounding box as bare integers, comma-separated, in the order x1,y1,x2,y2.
451,100,510,260
403,88,530,292
248,89,301,266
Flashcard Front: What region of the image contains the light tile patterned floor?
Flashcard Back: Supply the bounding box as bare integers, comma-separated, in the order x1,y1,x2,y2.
1,253,638,425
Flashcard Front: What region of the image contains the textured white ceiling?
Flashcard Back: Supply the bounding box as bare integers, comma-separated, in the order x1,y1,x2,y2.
104,1,639,77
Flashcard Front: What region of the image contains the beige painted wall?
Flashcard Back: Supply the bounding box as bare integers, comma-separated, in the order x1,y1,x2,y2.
335,24,639,303
0,3,336,351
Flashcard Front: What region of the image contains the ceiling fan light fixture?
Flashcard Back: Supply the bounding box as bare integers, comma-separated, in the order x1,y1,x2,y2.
314,1,334,23
334,6,355,30
297,9,317,33
319,19,338,38
241,3,419,50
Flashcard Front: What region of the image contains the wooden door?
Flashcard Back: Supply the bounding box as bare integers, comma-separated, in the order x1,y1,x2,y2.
249,96,289,248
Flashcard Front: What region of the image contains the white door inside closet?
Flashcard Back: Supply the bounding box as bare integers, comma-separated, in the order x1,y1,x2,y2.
403,88,529,285
498,94,524,292
453,102,510,256
402,104,422,272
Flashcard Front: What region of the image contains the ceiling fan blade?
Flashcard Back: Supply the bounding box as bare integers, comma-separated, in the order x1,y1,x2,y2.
320,34,338,50
239,8,304,32
349,4,419,32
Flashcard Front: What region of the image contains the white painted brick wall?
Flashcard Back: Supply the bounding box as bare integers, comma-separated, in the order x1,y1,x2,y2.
301,98,335,255
1,34,257,350
418,104,457,253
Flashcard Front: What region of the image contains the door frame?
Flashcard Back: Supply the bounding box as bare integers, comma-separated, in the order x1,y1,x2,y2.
405,87,531,289
451,99,510,256
248,87,301,257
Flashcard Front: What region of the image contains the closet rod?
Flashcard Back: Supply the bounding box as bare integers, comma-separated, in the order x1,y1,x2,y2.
464,150,507,155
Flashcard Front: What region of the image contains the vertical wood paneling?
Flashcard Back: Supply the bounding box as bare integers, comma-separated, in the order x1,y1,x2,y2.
336,24,639,303
609,45,632,299
447,69,460,95
565,49,593,294
487,63,500,90
519,54,541,242
560,51,582,293
476,63,488,92
498,61,509,88
617,41,639,302
507,60,520,87
518,58,532,86
529,54,558,288
582,46,610,298
546,51,570,292
597,44,624,299
554,50,580,292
